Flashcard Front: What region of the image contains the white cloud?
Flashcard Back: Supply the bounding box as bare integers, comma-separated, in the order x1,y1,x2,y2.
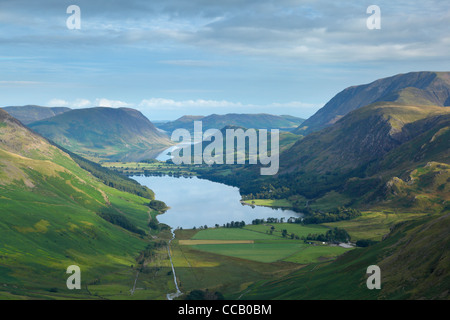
48,98,92,108
138,98,318,111
94,98,132,108
47,99,69,107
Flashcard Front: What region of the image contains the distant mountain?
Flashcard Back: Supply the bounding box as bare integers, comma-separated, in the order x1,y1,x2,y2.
156,113,305,134
29,107,173,162
0,109,155,297
1,105,71,124
295,71,450,134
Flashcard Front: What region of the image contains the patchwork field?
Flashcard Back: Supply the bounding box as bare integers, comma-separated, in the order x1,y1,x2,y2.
177,225,353,264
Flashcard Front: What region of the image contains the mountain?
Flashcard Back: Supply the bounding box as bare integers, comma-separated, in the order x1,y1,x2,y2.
265,102,450,208
295,71,450,134
216,101,449,213
156,113,305,134
1,105,71,124
282,102,450,175
28,107,173,162
0,109,157,298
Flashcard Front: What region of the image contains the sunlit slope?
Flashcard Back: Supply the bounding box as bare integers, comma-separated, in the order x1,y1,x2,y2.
239,211,450,300
0,109,152,297
29,107,173,162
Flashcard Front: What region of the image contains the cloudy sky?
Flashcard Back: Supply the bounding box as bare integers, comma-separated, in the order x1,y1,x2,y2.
0,0,449,120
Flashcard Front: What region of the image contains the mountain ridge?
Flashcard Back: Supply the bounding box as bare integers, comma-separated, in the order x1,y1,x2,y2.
1,105,71,124
295,71,450,134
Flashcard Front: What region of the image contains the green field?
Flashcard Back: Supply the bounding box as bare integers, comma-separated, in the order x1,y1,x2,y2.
179,224,354,264
322,211,425,241
244,223,329,238
188,242,308,263
191,227,275,240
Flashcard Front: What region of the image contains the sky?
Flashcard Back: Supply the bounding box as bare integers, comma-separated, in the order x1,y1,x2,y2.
0,0,449,121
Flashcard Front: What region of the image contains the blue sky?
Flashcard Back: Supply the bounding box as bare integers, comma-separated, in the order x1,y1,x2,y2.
0,0,449,120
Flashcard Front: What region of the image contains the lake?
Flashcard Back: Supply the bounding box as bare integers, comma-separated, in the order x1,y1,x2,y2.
132,175,301,229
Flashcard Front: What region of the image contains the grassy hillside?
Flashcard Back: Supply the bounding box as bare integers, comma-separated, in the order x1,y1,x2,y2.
238,211,449,300
296,71,450,134
1,105,71,125
0,109,171,299
28,107,173,162
282,103,450,174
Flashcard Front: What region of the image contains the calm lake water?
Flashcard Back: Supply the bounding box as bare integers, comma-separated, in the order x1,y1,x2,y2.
132,175,301,229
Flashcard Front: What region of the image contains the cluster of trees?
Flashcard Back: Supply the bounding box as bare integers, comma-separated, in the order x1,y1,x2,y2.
220,221,246,228
300,207,361,224
251,217,285,225
97,208,145,236
185,289,225,300
305,227,351,243
135,241,166,266
148,200,168,213
281,229,301,240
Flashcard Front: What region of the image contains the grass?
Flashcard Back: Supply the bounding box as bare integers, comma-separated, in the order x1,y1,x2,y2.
322,211,424,241
191,227,274,240
188,243,308,263
0,131,171,299
181,224,354,264
244,223,329,238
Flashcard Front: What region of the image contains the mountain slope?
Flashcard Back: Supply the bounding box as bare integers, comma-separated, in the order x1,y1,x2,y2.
157,113,305,134
239,211,450,300
282,103,450,175
28,107,173,162
0,109,158,298
1,105,71,124
228,102,450,212
296,71,450,134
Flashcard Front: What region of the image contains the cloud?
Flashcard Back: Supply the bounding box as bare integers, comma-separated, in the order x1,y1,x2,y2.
48,98,92,108
47,98,131,108
1,0,448,63
138,98,317,111
94,98,131,108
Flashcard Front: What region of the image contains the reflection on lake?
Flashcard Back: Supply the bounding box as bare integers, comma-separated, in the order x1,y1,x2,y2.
132,175,302,229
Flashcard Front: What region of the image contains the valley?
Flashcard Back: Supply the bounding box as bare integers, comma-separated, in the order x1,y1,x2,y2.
1,71,449,300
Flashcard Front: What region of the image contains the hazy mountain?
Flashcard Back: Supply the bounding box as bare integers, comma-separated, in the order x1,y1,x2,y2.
0,109,154,296
295,71,450,134
1,105,71,124
156,113,305,134
28,107,173,162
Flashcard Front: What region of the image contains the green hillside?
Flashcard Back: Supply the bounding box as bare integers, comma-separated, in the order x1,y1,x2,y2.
238,211,450,300
28,107,173,162
0,109,168,299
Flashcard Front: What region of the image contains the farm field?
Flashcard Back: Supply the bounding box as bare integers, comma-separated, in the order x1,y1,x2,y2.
177,224,354,264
